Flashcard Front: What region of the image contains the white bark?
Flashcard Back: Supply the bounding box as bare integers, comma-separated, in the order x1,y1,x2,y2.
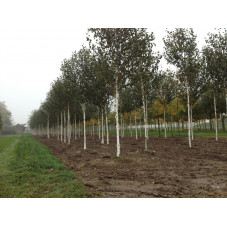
186,85,192,148
214,95,218,141
105,105,109,145
115,74,120,157
141,81,148,151
101,109,104,144
81,104,86,149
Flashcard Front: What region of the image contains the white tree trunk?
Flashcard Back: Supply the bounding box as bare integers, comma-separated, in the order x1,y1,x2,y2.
105,105,109,145
115,74,120,157
214,94,218,141
186,85,192,148
81,104,86,150
101,109,104,144
135,111,138,140
141,81,148,151
164,107,167,139
98,109,101,139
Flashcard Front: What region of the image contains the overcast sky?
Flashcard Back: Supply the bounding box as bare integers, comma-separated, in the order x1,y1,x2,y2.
0,0,226,125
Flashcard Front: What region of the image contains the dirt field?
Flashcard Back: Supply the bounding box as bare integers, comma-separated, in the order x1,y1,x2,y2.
35,135,227,198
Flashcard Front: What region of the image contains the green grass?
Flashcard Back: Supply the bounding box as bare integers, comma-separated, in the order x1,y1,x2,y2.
0,135,88,198
109,129,227,138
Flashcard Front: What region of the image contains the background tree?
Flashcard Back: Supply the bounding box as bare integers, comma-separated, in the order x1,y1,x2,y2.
129,28,161,151
202,29,227,141
163,28,200,148
88,28,138,156
157,70,177,138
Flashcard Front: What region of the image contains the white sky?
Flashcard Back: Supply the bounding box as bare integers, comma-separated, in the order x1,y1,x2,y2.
0,0,226,125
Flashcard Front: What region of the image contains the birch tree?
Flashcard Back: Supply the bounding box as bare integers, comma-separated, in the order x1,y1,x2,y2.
88,28,136,156
202,29,227,141
129,28,161,151
157,70,177,138
164,28,200,148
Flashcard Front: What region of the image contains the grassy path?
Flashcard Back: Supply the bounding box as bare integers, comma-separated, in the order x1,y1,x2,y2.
0,135,88,198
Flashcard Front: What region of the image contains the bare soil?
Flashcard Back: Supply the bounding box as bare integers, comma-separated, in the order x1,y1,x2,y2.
34,135,227,198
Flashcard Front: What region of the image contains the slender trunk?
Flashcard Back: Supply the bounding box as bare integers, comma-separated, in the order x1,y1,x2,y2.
115,74,120,157
101,109,104,144
81,104,86,149
186,85,191,148
135,111,137,140
191,107,194,140
105,105,109,145
158,118,160,136
164,107,167,139
214,94,218,141
141,80,148,151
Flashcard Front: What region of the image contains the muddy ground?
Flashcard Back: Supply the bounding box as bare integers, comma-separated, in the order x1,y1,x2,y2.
35,135,227,198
